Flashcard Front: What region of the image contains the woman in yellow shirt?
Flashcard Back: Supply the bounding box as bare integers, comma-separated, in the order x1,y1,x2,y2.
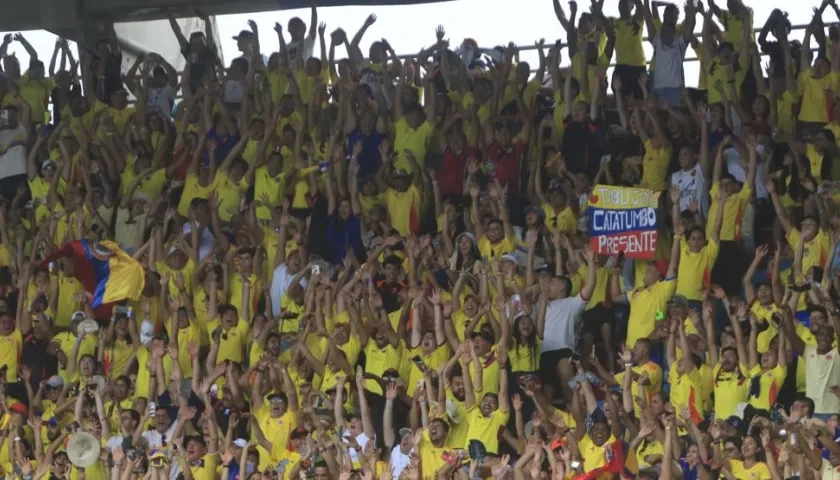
100,314,139,380
725,430,779,480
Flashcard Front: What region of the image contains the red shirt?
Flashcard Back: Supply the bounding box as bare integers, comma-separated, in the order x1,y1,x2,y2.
438,145,473,197
486,141,526,195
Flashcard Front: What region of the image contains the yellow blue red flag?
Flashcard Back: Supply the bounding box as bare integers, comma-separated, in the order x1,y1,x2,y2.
586,185,661,259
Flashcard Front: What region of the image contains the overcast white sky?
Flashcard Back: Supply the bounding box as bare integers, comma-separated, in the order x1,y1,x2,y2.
0,0,831,88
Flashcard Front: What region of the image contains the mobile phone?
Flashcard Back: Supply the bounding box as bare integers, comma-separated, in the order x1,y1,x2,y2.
769,403,785,424
148,402,156,416
600,154,611,165
814,267,824,284
412,356,427,370
616,250,626,269
311,264,320,276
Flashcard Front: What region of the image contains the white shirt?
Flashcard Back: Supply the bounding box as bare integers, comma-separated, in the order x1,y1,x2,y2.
389,446,412,478
0,125,27,180
724,148,768,199
805,345,840,415
104,435,126,452
286,37,316,63
541,294,588,352
224,80,246,104
651,34,687,89
183,223,215,261
147,85,177,117
270,263,307,316
142,422,177,449
342,431,369,464
671,163,709,216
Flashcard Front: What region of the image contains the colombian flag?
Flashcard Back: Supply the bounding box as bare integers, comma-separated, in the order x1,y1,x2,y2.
41,240,146,311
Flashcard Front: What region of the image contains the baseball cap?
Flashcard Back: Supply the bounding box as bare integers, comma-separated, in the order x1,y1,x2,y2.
233,439,248,448
500,253,518,265
233,30,254,41
524,205,545,220
46,375,64,388
726,415,747,434
392,168,411,177
9,402,27,416
41,159,56,170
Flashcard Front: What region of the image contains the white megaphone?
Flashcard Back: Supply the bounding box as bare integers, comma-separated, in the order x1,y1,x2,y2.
66,432,101,468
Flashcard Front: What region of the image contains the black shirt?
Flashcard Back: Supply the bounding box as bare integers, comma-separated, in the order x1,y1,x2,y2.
20,330,57,387
181,45,219,93
374,274,406,314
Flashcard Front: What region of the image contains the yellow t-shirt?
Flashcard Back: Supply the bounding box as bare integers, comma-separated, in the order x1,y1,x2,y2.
0,330,22,382
706,183,751,242
212,171,248,222
626,279,677,347
640,139,671,192
542,203,577,234
363,341,404,395
53,332,97,383
729,459,771,480
706,57,748,105
806,143,826,182
55,272,84,328
669,363,705,423
418,429,452,479
177,173,211,218
103,338,134,380
189,453,219,480
207,318,250,365
254,167,288,220
384,185,422,237
394,118,434,172
721,8,754,52
134,346,172,400
406,344,451,398
613,18,645,67
747,364,786,410
464,406,509,453
579,433,618,477
254,406,298,470
786,228,830,278
477,235,515,262
797,71,840,123
775,90,798,140
750,301,779,353
120,168,168,199
676,238,719,301
712,362,750,420
20,75,56,124
614,361,663,416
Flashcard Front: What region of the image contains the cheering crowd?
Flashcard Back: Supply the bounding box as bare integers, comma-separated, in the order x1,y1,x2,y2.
3,0,840,478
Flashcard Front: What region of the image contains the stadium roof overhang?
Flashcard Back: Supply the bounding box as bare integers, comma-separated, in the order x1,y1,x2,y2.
3,0,451,33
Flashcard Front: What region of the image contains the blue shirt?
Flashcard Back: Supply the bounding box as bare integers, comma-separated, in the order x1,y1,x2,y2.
206,128,240,167
347,128,385,178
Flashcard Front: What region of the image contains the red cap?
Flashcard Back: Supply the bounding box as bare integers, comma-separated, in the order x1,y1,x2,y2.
9,402,28,416
549,438,567,451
